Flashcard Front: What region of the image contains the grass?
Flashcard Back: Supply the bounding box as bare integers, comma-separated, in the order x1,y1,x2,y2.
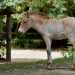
0,57,73,71
0,60,46,71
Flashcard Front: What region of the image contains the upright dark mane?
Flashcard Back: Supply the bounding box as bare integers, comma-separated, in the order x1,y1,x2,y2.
28,12,53,19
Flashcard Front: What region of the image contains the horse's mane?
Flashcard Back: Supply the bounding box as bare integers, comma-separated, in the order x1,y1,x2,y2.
28,12,53,19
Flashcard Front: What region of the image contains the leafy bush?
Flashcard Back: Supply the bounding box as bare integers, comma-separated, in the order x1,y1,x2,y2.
0,46,6,58
12,30,46,49
61,46,74,63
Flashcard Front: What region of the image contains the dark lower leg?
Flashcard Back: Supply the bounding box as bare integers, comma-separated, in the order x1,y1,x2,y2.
47,49,52,65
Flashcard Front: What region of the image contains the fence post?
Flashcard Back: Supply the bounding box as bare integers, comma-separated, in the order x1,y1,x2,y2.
6,14,11,62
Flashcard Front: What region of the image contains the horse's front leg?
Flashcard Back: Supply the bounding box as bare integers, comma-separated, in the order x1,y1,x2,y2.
42,35,52,65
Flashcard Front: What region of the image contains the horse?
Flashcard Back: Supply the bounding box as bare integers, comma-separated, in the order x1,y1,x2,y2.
18,12,75,69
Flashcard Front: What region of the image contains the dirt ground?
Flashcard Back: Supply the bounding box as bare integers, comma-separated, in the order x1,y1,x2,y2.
0,69,75,75
0,68,75,75
0,63,74,74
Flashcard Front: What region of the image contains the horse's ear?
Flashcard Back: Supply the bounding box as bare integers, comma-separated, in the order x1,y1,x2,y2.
23,8,32,18
23,12,29,18
23,11,29,18
26,7,32,17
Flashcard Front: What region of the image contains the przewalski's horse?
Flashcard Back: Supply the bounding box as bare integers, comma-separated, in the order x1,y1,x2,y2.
18,12,75,69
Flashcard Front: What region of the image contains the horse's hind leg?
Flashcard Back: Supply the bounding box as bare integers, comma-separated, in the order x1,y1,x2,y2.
42,35,52,67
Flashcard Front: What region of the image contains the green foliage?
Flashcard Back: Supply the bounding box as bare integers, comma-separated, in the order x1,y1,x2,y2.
48,0,67,18
20,0,67,18
0,0,75,17
0,0,24,8
12,30,46,49
0,15,6,32
61,46,74,63
0,46,6,58
65,0,75,16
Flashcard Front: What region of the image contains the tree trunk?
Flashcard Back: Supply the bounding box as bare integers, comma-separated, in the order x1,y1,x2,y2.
6,14,11,62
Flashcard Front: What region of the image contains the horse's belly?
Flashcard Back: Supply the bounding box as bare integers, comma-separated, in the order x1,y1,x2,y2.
52,33,67,40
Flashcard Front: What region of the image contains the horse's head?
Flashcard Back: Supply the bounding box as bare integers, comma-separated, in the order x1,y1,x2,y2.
18,12,51,33
18,13,32,33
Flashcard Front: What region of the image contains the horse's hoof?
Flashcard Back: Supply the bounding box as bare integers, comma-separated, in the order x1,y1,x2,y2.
47,62,52,66
47,63,56,70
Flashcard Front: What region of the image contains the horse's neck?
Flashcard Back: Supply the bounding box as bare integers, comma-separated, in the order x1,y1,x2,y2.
32,22,41,32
